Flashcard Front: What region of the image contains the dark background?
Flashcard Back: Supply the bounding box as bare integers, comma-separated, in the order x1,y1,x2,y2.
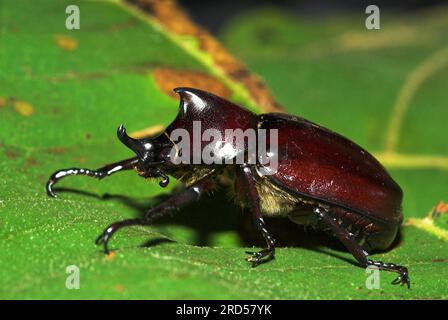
180,0,448,33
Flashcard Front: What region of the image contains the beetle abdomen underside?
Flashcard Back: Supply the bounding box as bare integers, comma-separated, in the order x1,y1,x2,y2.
322,206,399,251
288,206,398,251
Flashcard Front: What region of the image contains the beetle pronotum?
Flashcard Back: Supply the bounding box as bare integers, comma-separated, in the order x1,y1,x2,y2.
46,87,409,287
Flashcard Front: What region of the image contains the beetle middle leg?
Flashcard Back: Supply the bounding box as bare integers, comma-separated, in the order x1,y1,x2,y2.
314,207,410,288
46,157,139,197
95,178,214,253
240,165,276,267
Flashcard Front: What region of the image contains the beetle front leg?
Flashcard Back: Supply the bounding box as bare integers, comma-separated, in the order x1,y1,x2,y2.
46,157,139,197
95,178,214,253
314,207,410,288
240,165,276,267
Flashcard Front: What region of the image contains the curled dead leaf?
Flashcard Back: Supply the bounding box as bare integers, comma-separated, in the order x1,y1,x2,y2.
153,67,231,99
128,0,284,113
130,124,165,139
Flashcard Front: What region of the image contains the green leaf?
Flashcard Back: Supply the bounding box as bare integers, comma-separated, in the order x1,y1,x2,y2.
1,1,447,299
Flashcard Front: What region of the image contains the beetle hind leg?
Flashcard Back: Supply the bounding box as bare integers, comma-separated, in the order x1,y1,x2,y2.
244,215,276,267
367,260,409,288
314,207,410,288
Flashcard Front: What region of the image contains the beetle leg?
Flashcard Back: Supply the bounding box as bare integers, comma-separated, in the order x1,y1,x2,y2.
95,178,214,254
315,207,410,288
240,165,276,267
46,157,139,197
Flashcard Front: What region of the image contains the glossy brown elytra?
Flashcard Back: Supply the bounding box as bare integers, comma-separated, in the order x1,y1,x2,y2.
46,87,409,287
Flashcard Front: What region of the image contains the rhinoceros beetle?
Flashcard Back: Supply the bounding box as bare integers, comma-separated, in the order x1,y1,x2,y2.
46,87,409,287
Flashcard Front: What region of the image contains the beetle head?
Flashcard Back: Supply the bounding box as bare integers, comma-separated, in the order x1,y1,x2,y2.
117,125,170,187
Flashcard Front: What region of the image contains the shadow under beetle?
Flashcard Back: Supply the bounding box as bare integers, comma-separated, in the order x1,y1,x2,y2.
46,87,410,288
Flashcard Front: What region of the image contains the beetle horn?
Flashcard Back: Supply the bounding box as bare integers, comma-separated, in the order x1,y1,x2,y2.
117,125,146,159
